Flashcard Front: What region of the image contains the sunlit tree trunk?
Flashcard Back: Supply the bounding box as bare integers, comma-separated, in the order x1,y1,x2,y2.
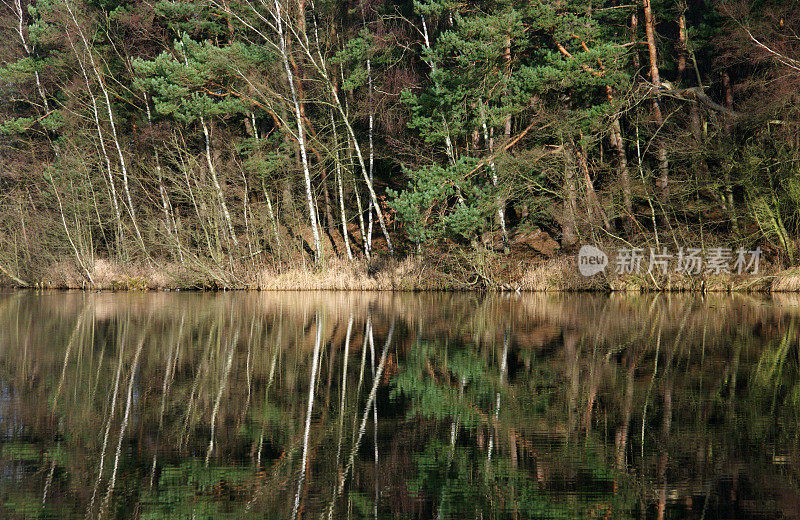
330,110,354,260
66,3,146,254
144,93,183,262
201,116,239,249
366,55,375,257
562,151,578,248
65,33,124,256
273,0,322,262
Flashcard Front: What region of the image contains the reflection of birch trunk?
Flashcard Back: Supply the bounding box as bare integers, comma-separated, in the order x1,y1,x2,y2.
54,310,88,410
86,325,126,520
206,328,239,466
99,331,146,519
324,320,395,519
328,315,353,520
150,314,183,488
291,312,324,520
257,317,282,470
335,315,354,467
437,376,465,520
641,329,661,458
352,319,370,444
657,381,672,520
615,361,636,469
486,328,510,471
368,320,379,519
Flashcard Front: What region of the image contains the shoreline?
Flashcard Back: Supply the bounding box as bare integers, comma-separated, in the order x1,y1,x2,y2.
4,256,798,293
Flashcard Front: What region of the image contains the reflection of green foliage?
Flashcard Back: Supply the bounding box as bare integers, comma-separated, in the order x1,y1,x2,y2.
140,459,258,520
3,490,56,519
392,340,498,427
394,337,636,520
1,442,41,462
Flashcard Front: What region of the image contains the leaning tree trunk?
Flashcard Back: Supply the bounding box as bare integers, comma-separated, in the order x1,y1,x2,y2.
66,3,146,254
200,117,239,248
65,31,124,257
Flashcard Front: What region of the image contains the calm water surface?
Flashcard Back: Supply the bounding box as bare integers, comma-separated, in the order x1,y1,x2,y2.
1,291,799,519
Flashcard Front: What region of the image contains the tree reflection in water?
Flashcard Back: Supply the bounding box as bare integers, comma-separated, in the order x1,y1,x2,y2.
0,291,798,519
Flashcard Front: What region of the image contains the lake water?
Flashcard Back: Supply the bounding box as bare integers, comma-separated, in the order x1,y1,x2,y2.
0,291,799,519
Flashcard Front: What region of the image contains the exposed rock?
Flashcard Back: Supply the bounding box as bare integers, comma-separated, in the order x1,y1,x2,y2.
511,229,560,257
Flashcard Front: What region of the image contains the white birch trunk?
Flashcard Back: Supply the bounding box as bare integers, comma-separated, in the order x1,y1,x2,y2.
273,0,323,262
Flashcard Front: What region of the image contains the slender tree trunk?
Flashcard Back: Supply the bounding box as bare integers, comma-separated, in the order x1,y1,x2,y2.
145,93,183,262
66,33,124,255
366,56,375,256
632,12,640,71
677,6,688,82
328,85,394,256
329,109,353,259
12,0,49,114
274,0,322,262
611,120,633,219
478,99,509,253
201,117,239,248
264,185,283,256
642,0,670,197
576,142,611,231
66,3,146,253
562,151,578,248
722,72,737,230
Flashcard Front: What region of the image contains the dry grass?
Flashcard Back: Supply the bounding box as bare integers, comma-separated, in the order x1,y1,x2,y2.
255,257,440,291
20,255,800,292
772,269,800,292
41,259,190,290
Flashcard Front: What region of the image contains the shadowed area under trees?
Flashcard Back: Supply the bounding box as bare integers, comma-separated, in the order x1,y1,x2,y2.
0,0,799,288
